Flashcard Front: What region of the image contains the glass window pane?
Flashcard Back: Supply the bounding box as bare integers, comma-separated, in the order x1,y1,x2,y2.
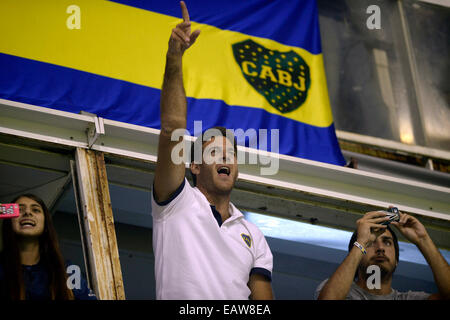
317,0,449,149
403,0,450,150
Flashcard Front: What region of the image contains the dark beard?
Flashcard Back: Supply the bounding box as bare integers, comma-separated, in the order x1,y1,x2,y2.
358,262,396,283
379,263,396,280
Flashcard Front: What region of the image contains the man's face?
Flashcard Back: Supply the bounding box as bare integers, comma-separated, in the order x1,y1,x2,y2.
190,136,238,195
359,229,397,279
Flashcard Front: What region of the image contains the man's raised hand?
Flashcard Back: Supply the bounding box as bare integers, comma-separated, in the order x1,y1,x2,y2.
168,1,201,56
391,212,429,245
356,211,389,248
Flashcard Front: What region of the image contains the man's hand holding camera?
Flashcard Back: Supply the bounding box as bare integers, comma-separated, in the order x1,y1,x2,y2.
391,212,429,246
356,211,389,248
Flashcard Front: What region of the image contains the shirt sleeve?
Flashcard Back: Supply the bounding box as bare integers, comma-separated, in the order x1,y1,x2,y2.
151,178,189,221
314,279,329,299
250,231,273,282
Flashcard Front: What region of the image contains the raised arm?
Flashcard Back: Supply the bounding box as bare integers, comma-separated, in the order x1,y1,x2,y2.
154,1,200,203
318,211,388,300
392,213,450,300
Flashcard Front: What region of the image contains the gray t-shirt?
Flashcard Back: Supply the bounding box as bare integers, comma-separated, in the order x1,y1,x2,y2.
314,279,431,300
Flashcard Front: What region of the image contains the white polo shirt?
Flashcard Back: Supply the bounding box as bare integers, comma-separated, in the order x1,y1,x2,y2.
151,178,273,300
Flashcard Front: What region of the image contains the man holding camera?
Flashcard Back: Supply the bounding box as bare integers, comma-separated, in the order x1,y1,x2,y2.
315,209,450,300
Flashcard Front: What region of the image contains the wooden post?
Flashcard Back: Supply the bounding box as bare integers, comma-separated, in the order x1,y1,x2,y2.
74,148,125,300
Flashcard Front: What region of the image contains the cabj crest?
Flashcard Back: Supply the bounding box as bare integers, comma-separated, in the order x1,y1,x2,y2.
241,233,252,248
232,39,311,114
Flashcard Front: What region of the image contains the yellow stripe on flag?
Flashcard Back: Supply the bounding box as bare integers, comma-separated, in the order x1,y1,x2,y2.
0,0,333,127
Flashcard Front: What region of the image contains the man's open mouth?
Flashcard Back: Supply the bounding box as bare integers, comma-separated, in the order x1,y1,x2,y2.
217,166,230,176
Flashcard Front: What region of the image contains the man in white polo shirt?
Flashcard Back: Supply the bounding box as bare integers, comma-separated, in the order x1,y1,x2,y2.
151,1,273,300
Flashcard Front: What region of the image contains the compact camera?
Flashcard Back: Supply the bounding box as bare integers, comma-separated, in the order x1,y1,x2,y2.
379,207,400,225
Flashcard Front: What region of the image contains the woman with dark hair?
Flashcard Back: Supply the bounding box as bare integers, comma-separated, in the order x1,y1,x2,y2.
0,194,96,300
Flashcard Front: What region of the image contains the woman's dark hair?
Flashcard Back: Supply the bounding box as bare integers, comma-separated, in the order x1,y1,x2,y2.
190,126,237,186
1,194,74,300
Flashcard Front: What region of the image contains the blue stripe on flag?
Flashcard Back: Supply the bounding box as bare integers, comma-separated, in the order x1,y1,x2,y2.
0,53,344,165
108,0,322,54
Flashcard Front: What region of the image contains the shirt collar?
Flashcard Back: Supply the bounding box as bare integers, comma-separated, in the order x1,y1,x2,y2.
228,202,243,220
194,187,244,226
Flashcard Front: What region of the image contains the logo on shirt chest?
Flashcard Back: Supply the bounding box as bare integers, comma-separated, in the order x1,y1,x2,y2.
241,233,252,248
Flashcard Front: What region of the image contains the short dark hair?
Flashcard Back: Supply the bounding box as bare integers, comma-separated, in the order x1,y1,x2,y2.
189,126,237,186
348,225,399,263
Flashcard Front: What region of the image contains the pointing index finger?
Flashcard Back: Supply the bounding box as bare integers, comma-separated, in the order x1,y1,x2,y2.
180,1,190,22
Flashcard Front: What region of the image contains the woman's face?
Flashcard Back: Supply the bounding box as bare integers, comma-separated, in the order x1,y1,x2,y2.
11,196,46,238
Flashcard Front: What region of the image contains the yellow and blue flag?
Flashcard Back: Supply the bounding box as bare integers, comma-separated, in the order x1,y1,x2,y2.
0,0,345,165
